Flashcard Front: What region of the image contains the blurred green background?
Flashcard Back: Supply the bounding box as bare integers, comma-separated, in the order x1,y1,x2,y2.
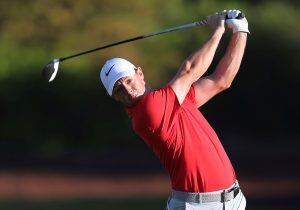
0,0,299,209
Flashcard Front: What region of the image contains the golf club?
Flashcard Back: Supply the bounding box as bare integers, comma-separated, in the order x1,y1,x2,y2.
42,12,245,82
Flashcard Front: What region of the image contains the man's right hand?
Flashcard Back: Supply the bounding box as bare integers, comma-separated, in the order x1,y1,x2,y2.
206,12,226,31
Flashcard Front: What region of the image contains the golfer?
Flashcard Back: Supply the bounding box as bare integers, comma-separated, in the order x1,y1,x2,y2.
100,10,249,210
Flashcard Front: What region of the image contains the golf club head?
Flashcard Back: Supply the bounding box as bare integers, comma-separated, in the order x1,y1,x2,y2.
42,59,60,82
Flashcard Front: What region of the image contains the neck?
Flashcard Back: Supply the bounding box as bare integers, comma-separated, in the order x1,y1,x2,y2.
144,84,152,95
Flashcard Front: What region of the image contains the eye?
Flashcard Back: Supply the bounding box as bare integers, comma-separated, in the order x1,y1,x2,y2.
126,79,132,85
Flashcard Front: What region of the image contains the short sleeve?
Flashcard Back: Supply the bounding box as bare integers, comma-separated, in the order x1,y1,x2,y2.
142,85,179,132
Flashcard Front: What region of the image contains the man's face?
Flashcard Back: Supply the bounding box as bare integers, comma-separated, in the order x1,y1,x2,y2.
112,67,146,107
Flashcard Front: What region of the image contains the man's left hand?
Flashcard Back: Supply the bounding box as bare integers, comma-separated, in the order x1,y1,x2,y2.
225,9,250,34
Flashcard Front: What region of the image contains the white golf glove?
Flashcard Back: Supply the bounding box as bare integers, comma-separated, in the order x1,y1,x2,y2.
225,9,250,34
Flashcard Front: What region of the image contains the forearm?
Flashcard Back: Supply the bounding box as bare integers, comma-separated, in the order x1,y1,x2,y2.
184,28,225,81
212,32,247,87
169,12,227,104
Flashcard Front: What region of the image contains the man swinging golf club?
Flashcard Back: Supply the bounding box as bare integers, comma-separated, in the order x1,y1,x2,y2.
100,10,249,210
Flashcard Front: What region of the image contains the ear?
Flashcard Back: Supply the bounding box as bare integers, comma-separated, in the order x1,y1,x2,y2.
136,66,144,79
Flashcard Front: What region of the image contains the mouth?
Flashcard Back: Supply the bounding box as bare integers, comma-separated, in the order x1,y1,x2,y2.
132,94,139,99
127,93,143,104
129,92,140,99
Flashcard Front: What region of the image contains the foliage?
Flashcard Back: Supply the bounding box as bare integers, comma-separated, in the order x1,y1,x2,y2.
0,0,299,156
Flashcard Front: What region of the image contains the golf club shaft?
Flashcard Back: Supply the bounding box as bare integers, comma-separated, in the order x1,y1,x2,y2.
59,12,244,62
59,21,205,62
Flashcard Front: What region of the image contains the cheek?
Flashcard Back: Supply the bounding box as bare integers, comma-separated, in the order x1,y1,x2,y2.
136,79,145,89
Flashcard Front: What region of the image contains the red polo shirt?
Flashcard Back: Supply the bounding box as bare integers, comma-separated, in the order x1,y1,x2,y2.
127,84,236,192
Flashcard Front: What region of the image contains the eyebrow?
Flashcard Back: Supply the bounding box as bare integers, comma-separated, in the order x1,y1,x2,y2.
114,79,123,87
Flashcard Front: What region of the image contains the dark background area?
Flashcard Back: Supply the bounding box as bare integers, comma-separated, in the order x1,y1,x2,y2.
0,0,299,209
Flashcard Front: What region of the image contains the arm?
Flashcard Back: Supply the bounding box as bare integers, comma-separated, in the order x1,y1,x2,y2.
169,13,225,104
194,32,247,107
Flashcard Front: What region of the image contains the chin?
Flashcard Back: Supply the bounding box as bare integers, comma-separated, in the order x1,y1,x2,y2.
125,97,140,107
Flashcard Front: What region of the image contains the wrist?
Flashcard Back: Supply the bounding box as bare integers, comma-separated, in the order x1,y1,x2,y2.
212,27,225,38
214,27,225,34
233,31,248,39
233,28,250,34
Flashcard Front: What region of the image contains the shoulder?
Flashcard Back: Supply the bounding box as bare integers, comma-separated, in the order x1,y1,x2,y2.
142,85,176,117
131,85,174,105
128,85,179,130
